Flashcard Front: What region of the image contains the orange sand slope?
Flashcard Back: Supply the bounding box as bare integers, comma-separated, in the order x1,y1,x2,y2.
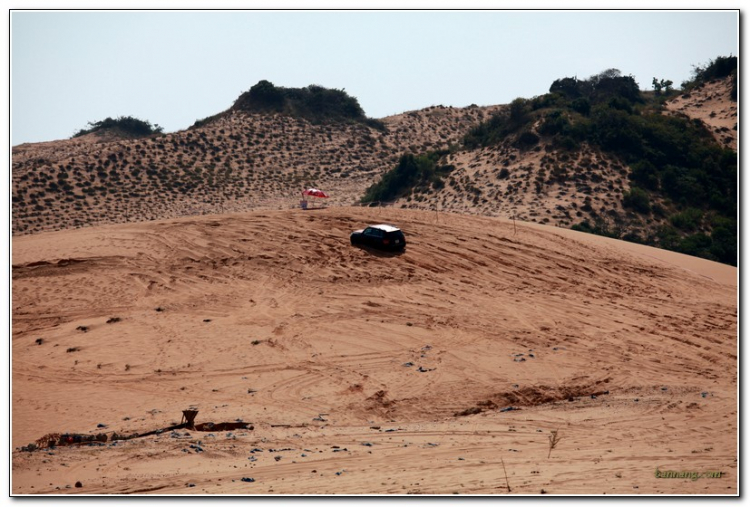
12,208,737,495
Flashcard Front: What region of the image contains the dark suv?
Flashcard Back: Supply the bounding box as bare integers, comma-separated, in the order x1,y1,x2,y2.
350,224,406,251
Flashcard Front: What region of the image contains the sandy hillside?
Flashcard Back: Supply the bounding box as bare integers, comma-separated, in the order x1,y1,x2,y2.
390,79,738,240
12,105,501,236
12,208,737,495
406,141,632,230
664,75,737,151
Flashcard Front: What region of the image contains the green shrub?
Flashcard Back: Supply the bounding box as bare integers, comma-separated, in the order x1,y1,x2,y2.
516,130,540,148
709,219,737,265
230,80,384,130
677,233,714,260
509,98,531,125
629,160,659,190
570,97,591,116
669,208,703,231
571,219,620,239
538,110,569,136
623,187,650,213
656,224,681,250
73,116,163,138
692,55,737,83
361,152,453,203
549,77,581,98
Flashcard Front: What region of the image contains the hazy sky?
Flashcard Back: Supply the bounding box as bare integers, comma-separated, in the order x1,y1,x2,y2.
11,9,738,145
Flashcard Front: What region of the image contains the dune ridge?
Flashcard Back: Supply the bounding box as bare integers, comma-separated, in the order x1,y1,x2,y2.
12,208,737,494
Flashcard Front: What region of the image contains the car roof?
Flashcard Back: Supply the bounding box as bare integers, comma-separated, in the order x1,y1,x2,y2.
368,224,401,233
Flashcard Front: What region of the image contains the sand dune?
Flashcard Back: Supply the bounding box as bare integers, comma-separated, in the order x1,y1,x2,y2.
12,105,501,236
664,75,737,151
11,208,736,494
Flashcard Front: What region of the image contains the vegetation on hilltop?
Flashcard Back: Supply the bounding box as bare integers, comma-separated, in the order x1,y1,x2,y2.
194,80,386,130
681,55,738,100
460,60,737,265
361,151,455,204
73,116,163,138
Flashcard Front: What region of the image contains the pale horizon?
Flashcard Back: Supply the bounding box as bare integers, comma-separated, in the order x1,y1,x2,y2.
11,9,739,145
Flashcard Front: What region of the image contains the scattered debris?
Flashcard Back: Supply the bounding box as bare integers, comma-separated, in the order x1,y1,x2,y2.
106,317,121,324
499,406,520,413
454,407,482,417
402,362,414,367
195,422,251,432
27,409,252,450
76,326,89,333
417,366,435,372
241,477,255,483
66,347,81,353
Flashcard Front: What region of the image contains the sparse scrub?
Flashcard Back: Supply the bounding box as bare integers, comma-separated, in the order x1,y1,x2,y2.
461,62,735,264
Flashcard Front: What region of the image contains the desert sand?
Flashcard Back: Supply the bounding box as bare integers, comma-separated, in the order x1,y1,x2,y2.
11,207,737,495
664,75,737,151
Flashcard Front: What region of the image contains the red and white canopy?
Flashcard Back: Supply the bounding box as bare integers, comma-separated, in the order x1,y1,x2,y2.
302,188,329,198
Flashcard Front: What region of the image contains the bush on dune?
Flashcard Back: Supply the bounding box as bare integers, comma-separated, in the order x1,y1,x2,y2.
73,116,163,138
461,58,737,265
230,80,386,130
